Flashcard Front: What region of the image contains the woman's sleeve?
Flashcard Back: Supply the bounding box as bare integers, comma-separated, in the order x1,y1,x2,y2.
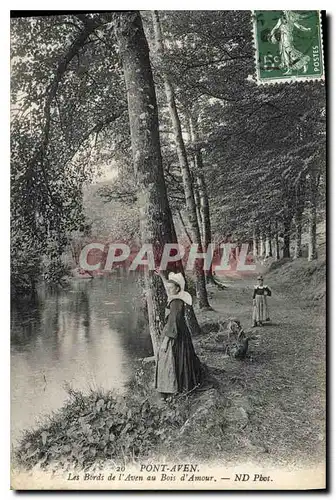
265,286,272,296
164,300,183,339
253,288,257,299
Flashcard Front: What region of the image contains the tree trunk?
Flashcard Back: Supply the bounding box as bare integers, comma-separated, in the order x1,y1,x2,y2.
260,232,266,258
253,227,259,258
266,228,272,257
197,172,214,283
275,223,280,260
177,209,192,244
193,181,203,243
114,12,184,353
283,216,291,258
115,12,202,349
189,114,214,283
294,211,303,259
293,178,305,259
308,205,317,261
196,173,210,248
152,11,210,309
308,171,320,261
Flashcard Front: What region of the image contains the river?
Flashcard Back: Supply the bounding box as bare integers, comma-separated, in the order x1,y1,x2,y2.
11,276,151,446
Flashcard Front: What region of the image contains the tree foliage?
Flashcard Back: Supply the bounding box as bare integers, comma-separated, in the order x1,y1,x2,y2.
11,11,326,298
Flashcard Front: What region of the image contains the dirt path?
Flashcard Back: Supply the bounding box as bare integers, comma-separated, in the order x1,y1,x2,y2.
196,274,326,467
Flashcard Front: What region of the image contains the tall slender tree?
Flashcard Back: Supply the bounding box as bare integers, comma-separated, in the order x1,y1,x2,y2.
307,167,320,261
293,177,305,259
189,113,214,282
151,10,211,309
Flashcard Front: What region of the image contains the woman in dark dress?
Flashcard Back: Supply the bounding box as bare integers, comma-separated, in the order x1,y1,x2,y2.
252,275,272,327
154,271,202,397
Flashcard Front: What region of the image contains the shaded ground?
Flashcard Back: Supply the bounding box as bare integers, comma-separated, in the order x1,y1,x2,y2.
194,261,326,467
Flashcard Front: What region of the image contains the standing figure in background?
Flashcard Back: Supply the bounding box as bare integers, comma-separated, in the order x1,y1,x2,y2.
252,275,272,327
154,270,203,399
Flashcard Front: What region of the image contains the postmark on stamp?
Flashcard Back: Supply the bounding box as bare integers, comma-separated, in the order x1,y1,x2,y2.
252,10,324,84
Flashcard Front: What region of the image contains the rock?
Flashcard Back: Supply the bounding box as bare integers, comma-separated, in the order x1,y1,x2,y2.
226,405,249,428
179,389,219,436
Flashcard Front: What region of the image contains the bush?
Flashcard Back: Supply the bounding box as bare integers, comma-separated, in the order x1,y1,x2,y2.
11,238,41,298
42,257,71,285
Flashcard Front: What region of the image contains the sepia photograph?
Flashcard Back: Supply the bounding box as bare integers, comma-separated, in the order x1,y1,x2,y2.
10,9,326,490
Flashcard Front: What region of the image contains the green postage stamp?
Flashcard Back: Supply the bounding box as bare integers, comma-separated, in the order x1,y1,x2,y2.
253,10,324,84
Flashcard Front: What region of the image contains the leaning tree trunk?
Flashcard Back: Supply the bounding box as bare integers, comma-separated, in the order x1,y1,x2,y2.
177,209,192,244
152,11,210,309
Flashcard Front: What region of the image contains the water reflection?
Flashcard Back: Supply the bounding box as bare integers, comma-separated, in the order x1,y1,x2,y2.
11,276,151,445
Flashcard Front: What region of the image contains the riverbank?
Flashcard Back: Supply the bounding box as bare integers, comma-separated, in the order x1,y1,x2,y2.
13,257,326,474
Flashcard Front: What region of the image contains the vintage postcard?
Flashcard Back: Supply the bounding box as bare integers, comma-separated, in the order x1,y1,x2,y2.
10,10,326,490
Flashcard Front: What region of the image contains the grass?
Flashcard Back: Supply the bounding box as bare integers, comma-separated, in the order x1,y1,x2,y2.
13,256,326,473
13,363,237,472
267,256,326,301
14,368,185,472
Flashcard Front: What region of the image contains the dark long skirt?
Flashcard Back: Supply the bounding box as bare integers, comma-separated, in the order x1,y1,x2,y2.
172,322,202,392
